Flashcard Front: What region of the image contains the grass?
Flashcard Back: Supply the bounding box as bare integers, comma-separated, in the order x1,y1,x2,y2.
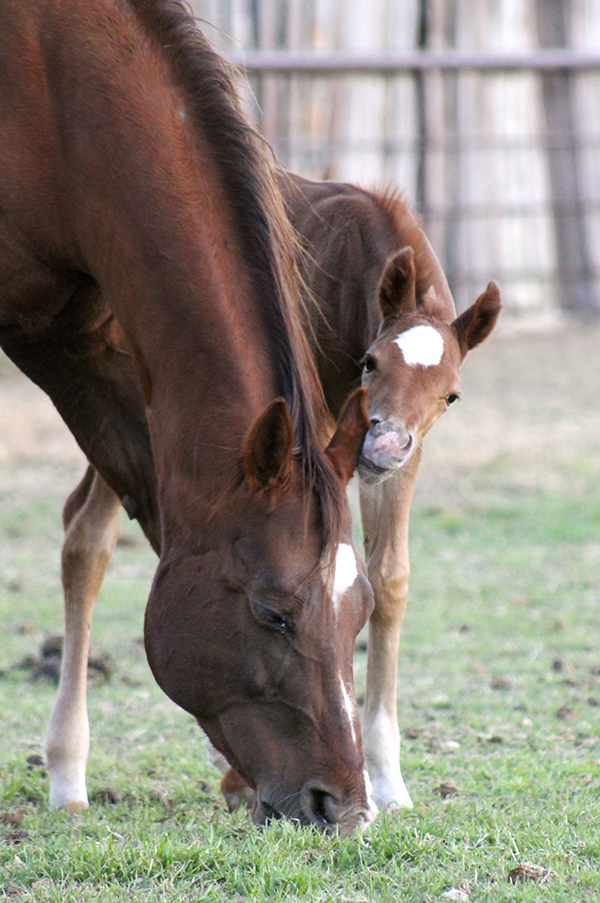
2,323,600,902
1,461,599,902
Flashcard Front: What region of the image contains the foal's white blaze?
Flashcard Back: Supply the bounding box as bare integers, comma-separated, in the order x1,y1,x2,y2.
333,542,358,611
393,324,444,367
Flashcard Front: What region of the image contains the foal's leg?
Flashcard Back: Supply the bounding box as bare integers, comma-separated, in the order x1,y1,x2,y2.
44,468,121,810
359,448,421,811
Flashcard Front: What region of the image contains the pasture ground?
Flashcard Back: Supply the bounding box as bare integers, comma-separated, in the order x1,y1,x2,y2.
0,320,599,902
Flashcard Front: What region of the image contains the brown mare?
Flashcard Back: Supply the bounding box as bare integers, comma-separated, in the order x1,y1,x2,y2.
57,169,500,815
0,1,378,833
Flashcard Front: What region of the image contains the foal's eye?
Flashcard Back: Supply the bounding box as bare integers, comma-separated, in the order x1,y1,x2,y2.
250,599,295,634
362,354,377,374
445,393,460,405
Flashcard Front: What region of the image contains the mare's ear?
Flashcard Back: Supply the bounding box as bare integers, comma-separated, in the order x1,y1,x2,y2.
451,281,502,359
325,388,370,487
378,247,416,320
243,398,294,493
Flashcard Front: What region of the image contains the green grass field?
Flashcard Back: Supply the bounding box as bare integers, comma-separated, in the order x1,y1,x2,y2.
1,325,599,901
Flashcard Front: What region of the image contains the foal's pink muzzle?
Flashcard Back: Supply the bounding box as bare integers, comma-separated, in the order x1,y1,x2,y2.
358,419,414,484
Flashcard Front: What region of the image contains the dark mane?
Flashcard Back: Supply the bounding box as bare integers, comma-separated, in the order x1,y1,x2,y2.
367,187,456,320
127,0,345,552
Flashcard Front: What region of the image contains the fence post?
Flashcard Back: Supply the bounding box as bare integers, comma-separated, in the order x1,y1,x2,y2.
416,0,450,262
535,0,598,316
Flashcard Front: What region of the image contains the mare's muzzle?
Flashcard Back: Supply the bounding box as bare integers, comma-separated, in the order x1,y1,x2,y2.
253,780,377,835
358,419,414,484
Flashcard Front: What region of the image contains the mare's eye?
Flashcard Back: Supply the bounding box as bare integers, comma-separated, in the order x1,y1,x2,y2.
446,393,460,405
250,599,295,634
362,354,377,374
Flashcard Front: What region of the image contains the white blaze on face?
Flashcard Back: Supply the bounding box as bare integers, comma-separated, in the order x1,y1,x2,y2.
362,769,378,826
339,673,358,746
393,324,444,367
333,542,358,612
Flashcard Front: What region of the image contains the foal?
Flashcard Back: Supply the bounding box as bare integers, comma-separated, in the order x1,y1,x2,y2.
280,173,501,809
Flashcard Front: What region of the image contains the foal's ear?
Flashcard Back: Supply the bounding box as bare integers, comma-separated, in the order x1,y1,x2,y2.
451,281,502,359
325,388,370,487
243,398,294,493
378,247,417,320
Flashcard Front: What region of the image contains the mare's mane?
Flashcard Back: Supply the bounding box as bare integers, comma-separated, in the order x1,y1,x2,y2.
126,0,344,553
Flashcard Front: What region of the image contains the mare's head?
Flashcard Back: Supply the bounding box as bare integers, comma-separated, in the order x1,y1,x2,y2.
145,389,376,834
358,248,501,484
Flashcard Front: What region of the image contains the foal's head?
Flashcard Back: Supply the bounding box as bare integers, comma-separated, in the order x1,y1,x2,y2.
358,248,501,484
145,390,376,834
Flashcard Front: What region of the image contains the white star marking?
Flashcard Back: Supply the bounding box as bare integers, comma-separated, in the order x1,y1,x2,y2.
393,325,444,367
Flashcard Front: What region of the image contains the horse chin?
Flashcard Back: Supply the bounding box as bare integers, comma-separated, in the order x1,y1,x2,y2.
252,797,286,827
357,455,405,485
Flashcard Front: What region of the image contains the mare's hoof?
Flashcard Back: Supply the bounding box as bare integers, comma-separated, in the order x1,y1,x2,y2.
64,800,89,813
220,767,256,813
222,785,256,813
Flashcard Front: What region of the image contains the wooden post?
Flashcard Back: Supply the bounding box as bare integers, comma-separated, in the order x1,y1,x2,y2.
416,0,449,255
535,0,598,316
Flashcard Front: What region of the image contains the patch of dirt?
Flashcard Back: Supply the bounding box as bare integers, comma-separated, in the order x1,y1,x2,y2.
12,635,114,686
507,862,557,884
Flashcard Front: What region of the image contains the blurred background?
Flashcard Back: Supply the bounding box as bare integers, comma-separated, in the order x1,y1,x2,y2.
189,0,600,320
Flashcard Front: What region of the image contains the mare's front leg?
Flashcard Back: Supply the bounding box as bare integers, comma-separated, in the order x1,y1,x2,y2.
44,468,121,810
359,448,421,811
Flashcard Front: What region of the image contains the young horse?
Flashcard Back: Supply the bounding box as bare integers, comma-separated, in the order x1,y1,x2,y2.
279,173,501,809
57,169,500,816
0,1,376,833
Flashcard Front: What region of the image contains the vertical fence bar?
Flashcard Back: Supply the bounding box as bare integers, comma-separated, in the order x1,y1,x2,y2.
535,0,598,315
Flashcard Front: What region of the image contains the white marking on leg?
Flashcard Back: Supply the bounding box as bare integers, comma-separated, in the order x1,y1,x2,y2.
364,703,413,810
393,325,444,367
45,472,121,811
333,543,358,611
46,754,89,811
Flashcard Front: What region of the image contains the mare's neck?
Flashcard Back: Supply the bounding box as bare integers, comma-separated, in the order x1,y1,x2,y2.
50,5,279,489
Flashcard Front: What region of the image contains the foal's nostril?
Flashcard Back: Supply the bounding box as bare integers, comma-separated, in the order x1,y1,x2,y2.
401,432,414,452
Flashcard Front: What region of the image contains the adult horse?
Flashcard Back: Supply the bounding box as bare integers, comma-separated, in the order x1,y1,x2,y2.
55,169,500,815
0,0,376,833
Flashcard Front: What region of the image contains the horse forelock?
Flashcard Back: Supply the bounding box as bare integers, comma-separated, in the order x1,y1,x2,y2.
126,1,343,558
367,187,456,320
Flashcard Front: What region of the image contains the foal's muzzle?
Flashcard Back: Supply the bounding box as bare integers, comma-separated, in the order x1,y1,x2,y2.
358,418,414,484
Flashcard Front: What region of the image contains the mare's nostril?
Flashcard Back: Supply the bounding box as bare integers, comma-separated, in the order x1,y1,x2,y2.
302,786,341,828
